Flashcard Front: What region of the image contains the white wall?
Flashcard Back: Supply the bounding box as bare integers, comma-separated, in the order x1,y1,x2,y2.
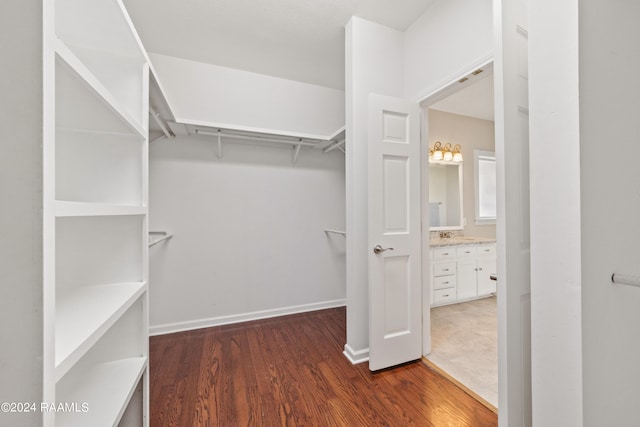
579,0,640,425
0,0,43,424
149,53,345,138
344,17,404,362
427,109,496,238
529,0,583,425
404,0,493,101
148,136,346,333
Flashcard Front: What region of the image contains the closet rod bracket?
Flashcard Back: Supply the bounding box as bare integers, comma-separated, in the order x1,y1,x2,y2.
292,140,303,165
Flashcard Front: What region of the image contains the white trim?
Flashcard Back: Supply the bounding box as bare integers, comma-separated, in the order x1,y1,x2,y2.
149,299,346,336
474,149,497,223
343,344,370,365
416,55,494,105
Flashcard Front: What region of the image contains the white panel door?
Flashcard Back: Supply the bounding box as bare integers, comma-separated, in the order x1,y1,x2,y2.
495,0,532,425
368,94,422,371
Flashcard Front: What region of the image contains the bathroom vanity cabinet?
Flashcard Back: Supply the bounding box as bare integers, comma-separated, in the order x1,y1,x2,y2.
430,241,497,306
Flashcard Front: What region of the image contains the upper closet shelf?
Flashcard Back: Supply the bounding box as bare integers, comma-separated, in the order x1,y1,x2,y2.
55,40,146,138
169,122,346,165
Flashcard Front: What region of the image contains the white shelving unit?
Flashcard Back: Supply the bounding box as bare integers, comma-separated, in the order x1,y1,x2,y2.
44,0,150,425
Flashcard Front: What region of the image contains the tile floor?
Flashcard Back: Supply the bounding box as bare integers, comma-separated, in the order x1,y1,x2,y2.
426,296,498,408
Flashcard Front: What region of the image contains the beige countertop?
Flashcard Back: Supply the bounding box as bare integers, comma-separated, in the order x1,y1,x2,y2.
429,236,497,247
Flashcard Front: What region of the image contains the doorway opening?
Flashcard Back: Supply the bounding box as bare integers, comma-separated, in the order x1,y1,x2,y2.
419,61,498,409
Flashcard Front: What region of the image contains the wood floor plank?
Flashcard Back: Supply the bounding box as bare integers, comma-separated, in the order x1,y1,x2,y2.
150,307,497,426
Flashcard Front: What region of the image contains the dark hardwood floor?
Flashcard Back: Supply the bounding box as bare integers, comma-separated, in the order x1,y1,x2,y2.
150,307,497,426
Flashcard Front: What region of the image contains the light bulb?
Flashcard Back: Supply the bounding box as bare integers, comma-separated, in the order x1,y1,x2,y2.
442,143,453,161
432,141,444,161
452,144,463,162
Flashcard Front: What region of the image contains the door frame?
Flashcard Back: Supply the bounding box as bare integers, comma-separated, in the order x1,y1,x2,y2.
417,56,498,381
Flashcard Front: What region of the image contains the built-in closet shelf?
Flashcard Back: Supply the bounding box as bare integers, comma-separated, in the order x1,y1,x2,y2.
55,282,146,381
46,0,149,424
55,39,145,138
55,201,146,217
56,357,147,427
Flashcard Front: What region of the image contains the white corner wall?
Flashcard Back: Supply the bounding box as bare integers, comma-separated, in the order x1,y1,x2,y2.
148,136,346,334
579,1,640,425
529,0,583,425
403,0,493,101
0,0,44,423
344,17,404,362
149,53,345,138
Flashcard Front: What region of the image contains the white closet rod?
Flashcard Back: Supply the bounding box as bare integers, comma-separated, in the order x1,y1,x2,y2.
195,129,320,147
611,273,640,288
149,107,174,139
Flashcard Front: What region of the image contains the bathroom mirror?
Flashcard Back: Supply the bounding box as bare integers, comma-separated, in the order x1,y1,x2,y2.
428,161,463,230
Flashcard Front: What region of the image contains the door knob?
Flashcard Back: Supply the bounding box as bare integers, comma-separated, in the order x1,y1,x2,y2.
373,244,394,254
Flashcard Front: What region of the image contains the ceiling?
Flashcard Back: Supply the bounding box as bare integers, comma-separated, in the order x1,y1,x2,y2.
127,0,493,122
123,0,436,90
430,74,495,121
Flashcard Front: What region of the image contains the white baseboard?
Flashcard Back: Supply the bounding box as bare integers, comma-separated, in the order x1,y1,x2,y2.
150,299,346,336
343,343,369,365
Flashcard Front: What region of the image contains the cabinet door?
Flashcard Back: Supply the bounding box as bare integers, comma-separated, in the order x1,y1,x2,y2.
477,256,497,295
456,257,477,300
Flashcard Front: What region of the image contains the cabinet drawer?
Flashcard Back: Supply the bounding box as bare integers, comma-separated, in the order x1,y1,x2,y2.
477,244,497,256
433,288,456,304
433,262,456,277
456,245,477,258
433,275,456,290
433,247,456,261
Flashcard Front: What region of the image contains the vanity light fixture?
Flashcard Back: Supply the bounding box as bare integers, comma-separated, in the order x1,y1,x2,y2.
452,144,463,162
443,143,453,161
431,141,444,161
429,142,463,162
